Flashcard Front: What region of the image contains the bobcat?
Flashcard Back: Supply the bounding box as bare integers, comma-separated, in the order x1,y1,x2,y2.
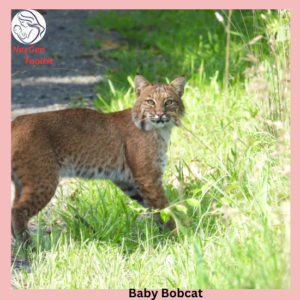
11,74,186,244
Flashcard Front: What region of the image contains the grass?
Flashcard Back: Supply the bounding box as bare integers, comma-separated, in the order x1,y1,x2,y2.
11,10,290,289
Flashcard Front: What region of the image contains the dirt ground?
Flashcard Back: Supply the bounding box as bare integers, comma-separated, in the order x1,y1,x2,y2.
11,9,117,289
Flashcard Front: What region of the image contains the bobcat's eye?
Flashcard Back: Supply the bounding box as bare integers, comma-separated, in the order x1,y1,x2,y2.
165,99,173,106
146,100,155,106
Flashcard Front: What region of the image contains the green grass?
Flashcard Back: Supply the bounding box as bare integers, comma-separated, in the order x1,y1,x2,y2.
11,10,290,289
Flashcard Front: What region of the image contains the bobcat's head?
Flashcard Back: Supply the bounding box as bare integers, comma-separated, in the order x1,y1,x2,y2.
132,74,186,131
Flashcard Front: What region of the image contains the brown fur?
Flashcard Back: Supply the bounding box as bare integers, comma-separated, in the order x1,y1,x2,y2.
11,74,186,244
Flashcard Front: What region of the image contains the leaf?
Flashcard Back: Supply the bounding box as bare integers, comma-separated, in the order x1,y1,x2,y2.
108,79,116,96
161,208,171,222
175,205,188,214
192,189,202,196
201,181,213,192
166,277,177,288
187,198,200,207
231,148,236,159
230,31,242,36
225,183,239,194
127,76,135,89
219,197,233,204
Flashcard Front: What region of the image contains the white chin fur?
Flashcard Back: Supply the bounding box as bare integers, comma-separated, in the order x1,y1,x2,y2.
133,117,175,131
151,121,172,129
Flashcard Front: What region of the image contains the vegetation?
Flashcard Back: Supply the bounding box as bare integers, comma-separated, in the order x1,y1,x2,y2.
12,10,290,289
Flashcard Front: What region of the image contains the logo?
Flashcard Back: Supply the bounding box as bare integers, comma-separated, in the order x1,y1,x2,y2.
11,9,46,45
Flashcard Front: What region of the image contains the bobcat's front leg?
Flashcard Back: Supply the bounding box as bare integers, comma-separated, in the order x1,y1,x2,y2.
135,177,176,231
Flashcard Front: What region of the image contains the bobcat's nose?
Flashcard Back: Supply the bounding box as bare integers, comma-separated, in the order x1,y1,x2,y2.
156,112,165,118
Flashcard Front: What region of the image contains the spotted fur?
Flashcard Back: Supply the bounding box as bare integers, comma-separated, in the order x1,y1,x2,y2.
11,74,186,244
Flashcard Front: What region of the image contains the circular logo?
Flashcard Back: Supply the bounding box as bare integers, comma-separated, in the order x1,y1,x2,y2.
11,9,46,44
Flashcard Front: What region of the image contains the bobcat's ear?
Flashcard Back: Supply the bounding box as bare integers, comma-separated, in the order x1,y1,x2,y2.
134,74,151,96
169,75,186,97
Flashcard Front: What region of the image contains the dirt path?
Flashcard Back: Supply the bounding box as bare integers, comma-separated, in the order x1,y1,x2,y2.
11,9,118,119
11,9,117,289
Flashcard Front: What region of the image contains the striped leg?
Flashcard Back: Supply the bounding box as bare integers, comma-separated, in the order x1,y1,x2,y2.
113,181,148,208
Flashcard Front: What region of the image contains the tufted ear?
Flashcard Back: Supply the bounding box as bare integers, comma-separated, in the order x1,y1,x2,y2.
134,74,151,96
169,75,186,97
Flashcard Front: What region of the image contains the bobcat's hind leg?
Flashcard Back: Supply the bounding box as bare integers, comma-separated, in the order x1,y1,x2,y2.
11,168,23,239
11,184,22,239
11,174,58,246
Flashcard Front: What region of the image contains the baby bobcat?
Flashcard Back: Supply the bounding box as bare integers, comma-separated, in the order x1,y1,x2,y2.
11,74,186,244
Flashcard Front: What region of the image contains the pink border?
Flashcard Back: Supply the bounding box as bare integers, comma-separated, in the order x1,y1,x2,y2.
3,2,297,299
